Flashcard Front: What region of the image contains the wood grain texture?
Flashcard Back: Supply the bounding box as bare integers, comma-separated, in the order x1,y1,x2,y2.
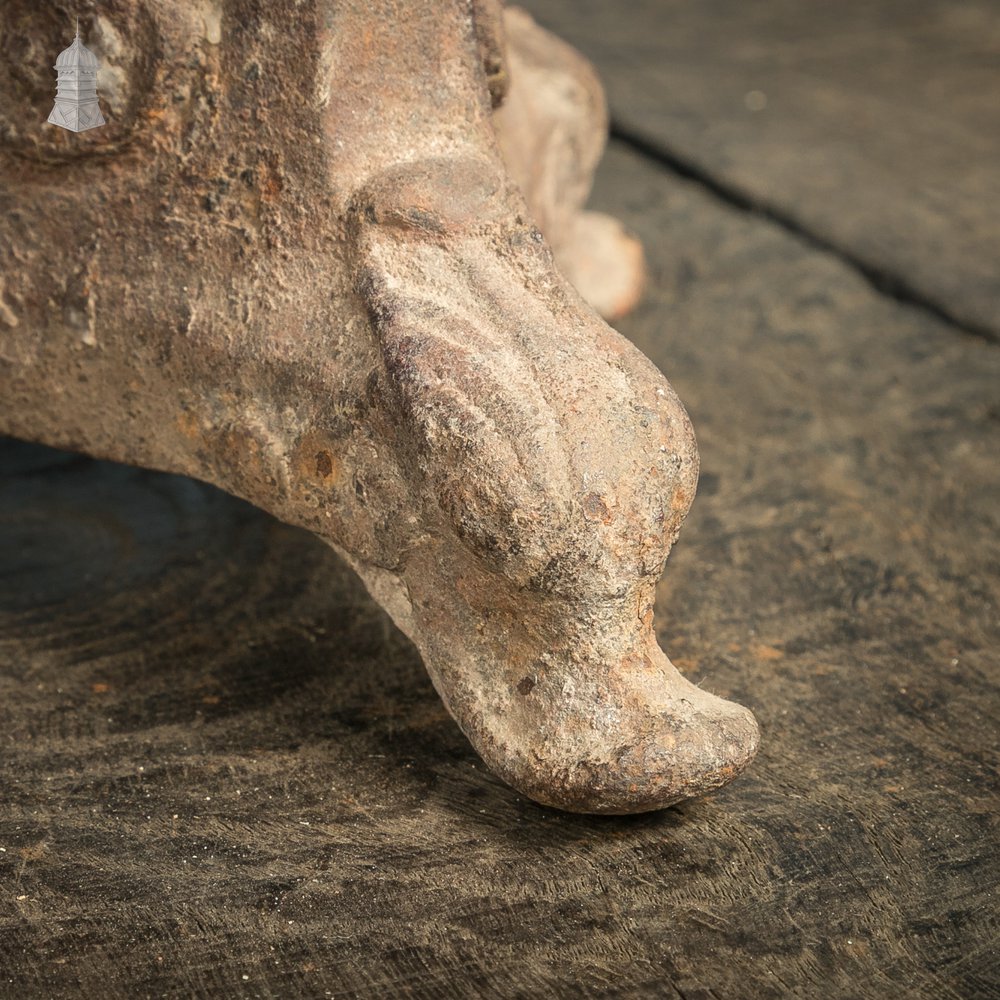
523,0,1000,340
2,151,999,999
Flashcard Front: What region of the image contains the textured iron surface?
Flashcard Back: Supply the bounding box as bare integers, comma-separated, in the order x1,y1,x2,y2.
0,1,758,812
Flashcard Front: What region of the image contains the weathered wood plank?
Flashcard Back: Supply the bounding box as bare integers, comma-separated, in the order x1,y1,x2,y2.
523,0,1000,339
2,141,999,998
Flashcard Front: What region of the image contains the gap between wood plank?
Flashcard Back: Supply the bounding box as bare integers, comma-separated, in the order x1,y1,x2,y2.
610,122,998,346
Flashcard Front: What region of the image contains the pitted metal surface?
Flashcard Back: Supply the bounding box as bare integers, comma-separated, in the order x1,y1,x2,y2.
0,1,758,813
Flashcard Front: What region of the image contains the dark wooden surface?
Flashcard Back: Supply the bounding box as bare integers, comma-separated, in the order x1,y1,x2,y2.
3,6,1000,999
527,0,1000,340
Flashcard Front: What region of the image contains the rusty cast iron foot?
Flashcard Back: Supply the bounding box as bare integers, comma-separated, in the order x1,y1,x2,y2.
0,1,758,813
